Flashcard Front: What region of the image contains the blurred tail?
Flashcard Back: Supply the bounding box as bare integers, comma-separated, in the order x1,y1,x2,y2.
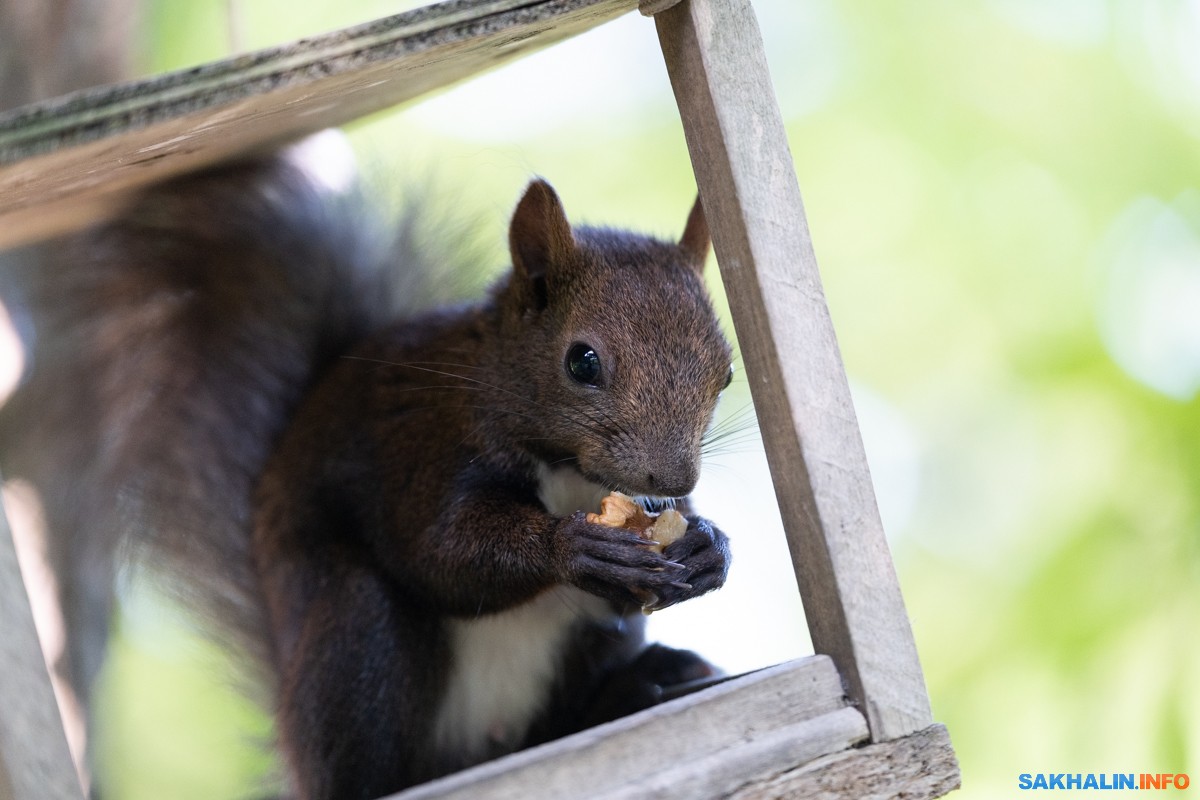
0,134,464,718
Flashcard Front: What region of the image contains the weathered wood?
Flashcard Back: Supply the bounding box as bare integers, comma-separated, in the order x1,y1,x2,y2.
389,656,866,800
0,0,636,251
0,486,81,800
592,708,868,800
656,0,933,742
726,724,961,800
0,752,14,800
0,0,137,110
639,0,684,16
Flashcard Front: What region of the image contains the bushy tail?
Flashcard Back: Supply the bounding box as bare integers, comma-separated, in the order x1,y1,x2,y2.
0,137,463,713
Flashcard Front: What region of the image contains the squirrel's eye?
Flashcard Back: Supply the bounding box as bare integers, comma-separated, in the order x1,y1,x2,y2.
566,343,602,386
723,364,734,389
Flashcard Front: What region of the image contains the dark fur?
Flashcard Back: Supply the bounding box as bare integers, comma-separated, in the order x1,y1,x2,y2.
0,156,421,702
0,158,733,800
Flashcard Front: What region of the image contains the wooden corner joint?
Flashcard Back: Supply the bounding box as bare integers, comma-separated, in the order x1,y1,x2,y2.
639,0,685,17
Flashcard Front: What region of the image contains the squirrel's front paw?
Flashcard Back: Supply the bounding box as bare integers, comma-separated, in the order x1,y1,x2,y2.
649,516,730,611
556,512,690,609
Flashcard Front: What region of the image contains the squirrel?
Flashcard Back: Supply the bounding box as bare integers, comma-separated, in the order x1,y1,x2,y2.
0,136,734,800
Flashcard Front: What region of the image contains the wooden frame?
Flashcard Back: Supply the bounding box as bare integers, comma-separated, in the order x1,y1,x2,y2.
0,0,633,251
656,0,934,743
0,490,80,800
395,657,869,800
0,0,960,798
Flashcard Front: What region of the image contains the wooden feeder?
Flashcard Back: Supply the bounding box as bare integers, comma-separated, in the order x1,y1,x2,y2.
0,1,961,798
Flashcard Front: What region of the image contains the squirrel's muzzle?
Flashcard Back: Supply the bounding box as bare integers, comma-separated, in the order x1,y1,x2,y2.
641,457,699,500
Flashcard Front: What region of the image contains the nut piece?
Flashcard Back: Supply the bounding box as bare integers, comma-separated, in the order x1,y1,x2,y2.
647,509,688,553
587,492,655,532
587,492,689,553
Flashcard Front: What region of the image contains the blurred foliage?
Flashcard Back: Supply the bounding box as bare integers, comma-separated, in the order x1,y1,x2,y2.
83,0,1200,798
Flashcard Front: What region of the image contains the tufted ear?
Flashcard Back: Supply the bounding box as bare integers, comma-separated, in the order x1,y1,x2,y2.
679,193,710,273
509,179,574,311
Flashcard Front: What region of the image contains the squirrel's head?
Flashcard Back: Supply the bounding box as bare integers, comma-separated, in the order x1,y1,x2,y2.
497,179,733,499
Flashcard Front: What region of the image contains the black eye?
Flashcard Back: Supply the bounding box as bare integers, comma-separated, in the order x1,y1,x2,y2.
566,343,602,386
723,364,734,389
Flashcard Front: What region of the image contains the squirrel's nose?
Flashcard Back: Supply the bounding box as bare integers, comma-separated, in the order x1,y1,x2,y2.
645,461,698,498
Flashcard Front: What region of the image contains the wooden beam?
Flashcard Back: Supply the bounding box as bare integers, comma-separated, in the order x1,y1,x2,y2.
0,0,636,251
638,0,683,16
588,708,868,800
0,486,81,800
654,0,934,742
388,656,867,800
726,724,961,800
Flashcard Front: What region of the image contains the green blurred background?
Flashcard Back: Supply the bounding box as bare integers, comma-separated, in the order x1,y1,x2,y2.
11,0,1200,797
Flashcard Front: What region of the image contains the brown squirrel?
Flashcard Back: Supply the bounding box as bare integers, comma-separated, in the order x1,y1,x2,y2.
0,139,734,800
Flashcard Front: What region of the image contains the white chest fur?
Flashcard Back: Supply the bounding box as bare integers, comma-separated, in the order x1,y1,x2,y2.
432,465,615,761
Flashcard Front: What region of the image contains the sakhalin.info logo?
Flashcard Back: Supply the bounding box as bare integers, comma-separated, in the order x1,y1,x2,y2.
1018,774,1191,790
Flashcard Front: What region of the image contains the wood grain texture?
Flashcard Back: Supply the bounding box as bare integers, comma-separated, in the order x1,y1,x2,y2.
0,0,137,110
0,489,81,800
725,724,961,800
655,0,934,741
639,0,684,16
0,752,14,800
387,656,867,800
591,708,868,800
0,0,636,250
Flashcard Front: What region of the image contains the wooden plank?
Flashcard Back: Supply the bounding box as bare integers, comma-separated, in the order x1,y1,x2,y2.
726,724,960,800
654,0,934,742
592,708,868,800
388,656,866,800
0,753,14,800
0,486,81,800
638,0,683,15
0,0,636,250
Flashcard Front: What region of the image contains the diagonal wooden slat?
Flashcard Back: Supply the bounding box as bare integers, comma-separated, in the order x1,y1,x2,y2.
0,484,81,800
0,0,636,251
655,0,935,743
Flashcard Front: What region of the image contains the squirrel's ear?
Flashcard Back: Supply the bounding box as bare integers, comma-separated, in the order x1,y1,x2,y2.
679,194,710,273
509,179,574,310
